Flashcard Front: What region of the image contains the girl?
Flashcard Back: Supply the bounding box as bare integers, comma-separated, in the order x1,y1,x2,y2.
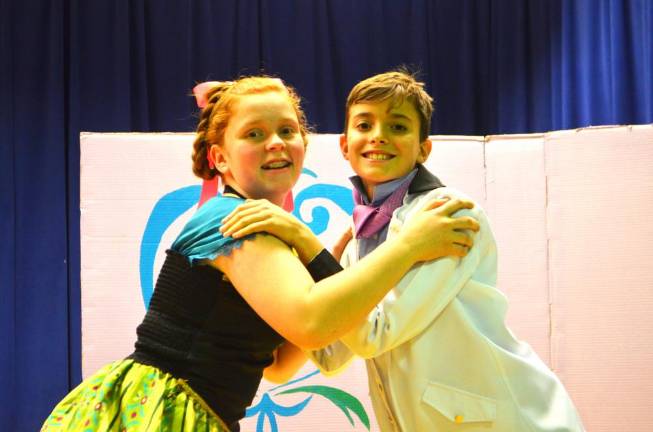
42,76,478,432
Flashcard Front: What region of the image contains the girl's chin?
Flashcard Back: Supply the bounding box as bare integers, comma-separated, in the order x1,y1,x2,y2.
252,185,295,200
266,172,299,186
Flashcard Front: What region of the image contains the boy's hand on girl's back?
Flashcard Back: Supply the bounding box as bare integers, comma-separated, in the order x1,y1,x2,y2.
400,197,480,262
331,227,354,262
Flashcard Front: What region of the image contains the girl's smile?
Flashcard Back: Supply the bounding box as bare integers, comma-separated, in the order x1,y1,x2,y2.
211,91,306,205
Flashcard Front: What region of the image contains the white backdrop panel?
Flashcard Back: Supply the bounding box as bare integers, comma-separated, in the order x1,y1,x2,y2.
80,126,653,432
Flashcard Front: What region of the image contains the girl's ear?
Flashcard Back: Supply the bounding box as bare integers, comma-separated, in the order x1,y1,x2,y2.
210,145,229,174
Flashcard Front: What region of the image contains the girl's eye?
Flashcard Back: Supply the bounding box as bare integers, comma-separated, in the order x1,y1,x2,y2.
280,126,298,137
246,129,264,139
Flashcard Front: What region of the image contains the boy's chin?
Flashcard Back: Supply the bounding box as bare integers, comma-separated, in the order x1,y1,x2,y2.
359,169,411,185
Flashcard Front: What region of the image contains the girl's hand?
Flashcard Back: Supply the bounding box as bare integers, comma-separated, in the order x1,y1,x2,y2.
221,199,299,241
220,199,323,264
399,197,481,262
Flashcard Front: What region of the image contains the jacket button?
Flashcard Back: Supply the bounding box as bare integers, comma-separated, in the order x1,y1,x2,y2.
454,415,464,423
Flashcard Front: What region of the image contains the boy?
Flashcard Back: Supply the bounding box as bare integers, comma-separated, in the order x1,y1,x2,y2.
309,71,584,431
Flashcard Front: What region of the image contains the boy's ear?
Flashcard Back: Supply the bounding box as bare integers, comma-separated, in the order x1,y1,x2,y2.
339,134,350,160
416,138,432,164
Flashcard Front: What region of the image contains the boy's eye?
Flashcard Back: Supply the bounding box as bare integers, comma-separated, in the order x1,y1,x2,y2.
354,121,371,131
390,123,408,133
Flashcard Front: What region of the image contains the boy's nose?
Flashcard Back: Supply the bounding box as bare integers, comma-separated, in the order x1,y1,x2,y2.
369,125,387,144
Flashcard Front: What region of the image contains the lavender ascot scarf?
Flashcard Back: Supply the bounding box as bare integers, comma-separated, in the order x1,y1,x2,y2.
352,178,412,239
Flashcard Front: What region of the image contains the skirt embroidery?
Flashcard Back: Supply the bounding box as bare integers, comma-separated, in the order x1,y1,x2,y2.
41,359,229,431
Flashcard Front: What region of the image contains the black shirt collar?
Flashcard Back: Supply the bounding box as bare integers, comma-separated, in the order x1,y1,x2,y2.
223,184,246,199
408,164,445,194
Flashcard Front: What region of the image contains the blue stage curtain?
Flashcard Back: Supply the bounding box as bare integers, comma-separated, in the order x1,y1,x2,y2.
2,0,72,429
1,1,651,430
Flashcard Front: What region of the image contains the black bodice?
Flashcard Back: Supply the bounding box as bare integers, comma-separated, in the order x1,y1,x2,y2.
129,250,284,430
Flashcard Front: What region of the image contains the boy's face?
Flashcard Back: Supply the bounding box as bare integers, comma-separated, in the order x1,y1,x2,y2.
341,98,431,198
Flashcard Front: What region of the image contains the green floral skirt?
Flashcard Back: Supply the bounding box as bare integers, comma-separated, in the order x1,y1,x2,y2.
41,359,230,431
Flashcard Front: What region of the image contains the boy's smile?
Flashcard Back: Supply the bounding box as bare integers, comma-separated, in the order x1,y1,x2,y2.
340,98,431,199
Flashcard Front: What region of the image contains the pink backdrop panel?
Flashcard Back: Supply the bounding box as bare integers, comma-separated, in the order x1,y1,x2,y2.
80,132,487,432
545,125,653,432
80,127,653,431
485,133,551,364
427,135,487,206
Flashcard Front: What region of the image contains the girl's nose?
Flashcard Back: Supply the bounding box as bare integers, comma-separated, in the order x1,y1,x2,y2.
266,133,286,151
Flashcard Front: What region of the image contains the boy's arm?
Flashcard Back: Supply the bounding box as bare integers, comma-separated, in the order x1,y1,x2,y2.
340,193,491,358
306,341,356,375
263,341,308,383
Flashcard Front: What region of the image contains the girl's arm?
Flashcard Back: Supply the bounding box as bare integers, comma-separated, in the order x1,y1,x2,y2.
220,198,472,263
212,198,479,350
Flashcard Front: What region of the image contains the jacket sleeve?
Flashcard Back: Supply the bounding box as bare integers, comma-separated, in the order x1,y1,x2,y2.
305,341,356,376
340,190,494,358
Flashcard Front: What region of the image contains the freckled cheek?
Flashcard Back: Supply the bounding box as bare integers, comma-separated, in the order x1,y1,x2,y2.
237,148,262,165
290,144,306,163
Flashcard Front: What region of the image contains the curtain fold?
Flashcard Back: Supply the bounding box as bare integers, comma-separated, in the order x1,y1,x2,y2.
2,1,652,430
2,0,70,428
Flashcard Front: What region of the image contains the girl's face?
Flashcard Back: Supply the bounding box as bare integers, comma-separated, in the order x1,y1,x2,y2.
212,91,306,205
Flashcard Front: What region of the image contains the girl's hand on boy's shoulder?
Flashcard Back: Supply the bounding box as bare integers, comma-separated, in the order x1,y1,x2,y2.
220,199,299,241
402,197,481,260
219,199,323,264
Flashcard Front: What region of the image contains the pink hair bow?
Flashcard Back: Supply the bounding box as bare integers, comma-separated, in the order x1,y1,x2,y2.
192,81,222,109
193,82,222,207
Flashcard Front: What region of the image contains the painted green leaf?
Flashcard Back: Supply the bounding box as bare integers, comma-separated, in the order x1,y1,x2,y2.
276,385,370,430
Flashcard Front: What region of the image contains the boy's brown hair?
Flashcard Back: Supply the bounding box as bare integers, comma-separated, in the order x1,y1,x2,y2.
344,70,434,142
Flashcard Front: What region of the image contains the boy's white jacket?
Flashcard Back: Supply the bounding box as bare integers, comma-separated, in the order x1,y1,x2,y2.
309,187,585,432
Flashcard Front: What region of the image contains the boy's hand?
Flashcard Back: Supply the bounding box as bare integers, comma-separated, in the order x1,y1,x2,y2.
331,227,353,262
220,199,323,264
400,197,480,262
